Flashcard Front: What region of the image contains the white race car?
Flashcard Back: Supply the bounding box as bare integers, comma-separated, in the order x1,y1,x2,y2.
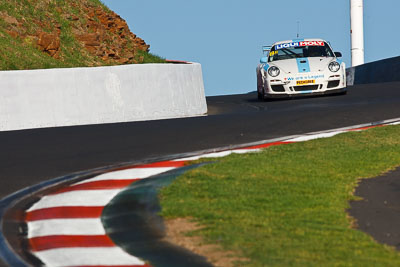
257,38,346,100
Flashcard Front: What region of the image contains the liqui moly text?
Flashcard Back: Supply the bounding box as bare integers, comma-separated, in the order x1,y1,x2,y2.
276,41,324,50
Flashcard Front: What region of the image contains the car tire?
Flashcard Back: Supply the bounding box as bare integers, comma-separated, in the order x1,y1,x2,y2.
258,91,263,100
257,71,264,101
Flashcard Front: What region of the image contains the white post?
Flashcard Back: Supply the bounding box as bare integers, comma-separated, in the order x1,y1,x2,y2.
350,0,365,66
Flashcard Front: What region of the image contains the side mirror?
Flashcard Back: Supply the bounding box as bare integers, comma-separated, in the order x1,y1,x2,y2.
260,57,268,64
334,52,342,58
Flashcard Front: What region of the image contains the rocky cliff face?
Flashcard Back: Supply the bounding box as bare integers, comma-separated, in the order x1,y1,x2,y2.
0,0,154,67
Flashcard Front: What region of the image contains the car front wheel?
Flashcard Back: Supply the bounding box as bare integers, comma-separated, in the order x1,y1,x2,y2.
258,90,263,100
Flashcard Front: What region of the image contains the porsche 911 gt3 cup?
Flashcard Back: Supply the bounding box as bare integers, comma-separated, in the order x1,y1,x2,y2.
257,39,346,100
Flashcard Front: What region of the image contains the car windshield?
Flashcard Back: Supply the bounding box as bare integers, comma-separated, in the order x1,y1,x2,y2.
268,42,334,62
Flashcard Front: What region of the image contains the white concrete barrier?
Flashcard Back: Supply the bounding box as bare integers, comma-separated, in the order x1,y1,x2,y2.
0,63,207,131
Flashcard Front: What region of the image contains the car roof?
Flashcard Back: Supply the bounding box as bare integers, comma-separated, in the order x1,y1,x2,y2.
272,38,327,46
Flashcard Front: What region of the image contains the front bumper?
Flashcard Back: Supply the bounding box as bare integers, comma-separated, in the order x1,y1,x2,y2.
263,72,346,98
265,87,347,99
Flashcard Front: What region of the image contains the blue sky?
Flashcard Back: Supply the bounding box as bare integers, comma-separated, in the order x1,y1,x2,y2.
102,0,400,96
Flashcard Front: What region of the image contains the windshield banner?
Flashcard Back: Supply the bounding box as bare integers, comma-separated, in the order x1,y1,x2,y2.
276,41,324,50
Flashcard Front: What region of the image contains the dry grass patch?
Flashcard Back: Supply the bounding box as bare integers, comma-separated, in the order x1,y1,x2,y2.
164,218,249,267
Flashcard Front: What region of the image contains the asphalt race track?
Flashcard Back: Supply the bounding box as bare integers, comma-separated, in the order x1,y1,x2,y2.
2,82,400,200
1,81,400,265
1,82,400,198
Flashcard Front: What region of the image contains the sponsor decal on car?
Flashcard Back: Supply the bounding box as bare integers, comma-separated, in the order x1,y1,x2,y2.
276,41,324,50
284,74,324,82
295,74,324,81
296,80,315,85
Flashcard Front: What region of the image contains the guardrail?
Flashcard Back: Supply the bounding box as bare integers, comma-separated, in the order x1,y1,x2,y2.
346,55,400,86
0,63,207,132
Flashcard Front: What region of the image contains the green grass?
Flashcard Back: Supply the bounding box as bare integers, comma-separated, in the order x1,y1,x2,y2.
0,0,165,71
136,50,167,64
160,125,400,266
0,29,70,70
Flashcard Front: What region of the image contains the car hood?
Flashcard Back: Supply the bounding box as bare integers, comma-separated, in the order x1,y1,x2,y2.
270,57,335,74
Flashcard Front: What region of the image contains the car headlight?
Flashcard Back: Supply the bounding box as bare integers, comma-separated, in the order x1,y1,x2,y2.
268,66,280,77
328,61,340,72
